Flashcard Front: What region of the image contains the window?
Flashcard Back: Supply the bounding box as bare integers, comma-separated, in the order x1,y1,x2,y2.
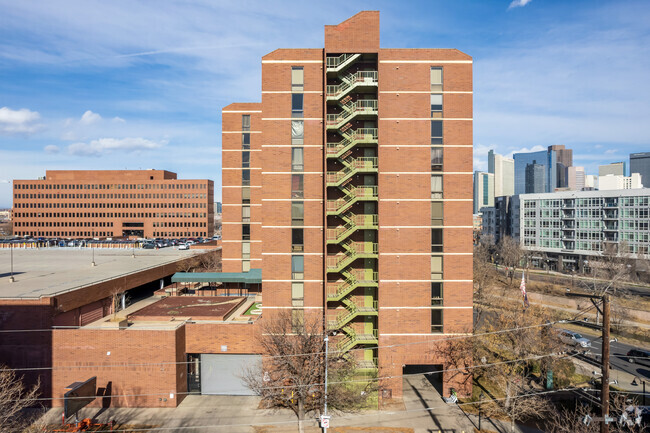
291,67,304,92
292,93,303,118
291,148,304,171
242,151,250,168
431,175,443,199
431,202,443,226
242,187,250,204
242,205,250,222
431,228,443,252
431,94,442,117
242,241,250,259
242,169,251,187
291,120,304,145
292,201,304,226
431,309,443,333
242,224,250,240
291,309,304,332
242,133,250,149
431,283,443,306
242,115,251,131
291,255,304,279
430,67,443,92
431,148,443,171
431,120,443,145
292,228,304,252
431,255,443,280
242,260,251,272
291,282,304,307
291,174,304,198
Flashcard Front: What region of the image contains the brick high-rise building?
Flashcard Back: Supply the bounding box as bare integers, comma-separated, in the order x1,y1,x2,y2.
222,11,473,398
12,170,214,239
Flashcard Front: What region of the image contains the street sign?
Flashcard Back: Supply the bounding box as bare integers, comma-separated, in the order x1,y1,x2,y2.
320,415,331,428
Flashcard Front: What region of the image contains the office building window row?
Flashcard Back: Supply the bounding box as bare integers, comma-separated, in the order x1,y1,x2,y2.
15,183,207,190
242,114,252,272
291,66,305,328
430,66,444,334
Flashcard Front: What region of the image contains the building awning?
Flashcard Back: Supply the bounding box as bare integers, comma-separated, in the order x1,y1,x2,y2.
171,269,262,284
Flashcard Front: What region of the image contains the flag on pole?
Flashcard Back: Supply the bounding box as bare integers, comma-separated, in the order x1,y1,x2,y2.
519,272,530,307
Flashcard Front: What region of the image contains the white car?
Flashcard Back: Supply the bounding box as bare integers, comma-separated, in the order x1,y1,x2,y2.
178,244,190,250
558,330,591,348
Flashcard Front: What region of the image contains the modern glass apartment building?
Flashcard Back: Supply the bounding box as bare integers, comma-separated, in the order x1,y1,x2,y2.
519,189,650,271
513,149,557,194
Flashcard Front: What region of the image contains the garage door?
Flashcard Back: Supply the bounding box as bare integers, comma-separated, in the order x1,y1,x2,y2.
200,354,261,395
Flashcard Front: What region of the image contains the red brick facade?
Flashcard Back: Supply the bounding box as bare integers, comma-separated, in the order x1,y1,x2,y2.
12,170,214,239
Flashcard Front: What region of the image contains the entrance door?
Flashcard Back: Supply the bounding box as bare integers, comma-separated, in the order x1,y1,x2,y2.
199,354,261,395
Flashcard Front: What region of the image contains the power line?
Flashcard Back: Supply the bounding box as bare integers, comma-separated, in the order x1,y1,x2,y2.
2,318,587,372
11,351,582,403
40,387,576,432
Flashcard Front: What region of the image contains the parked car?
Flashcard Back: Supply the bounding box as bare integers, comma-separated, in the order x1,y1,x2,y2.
626,348,650,366
178,243,190,250
558,330,592,348
142,243,155,249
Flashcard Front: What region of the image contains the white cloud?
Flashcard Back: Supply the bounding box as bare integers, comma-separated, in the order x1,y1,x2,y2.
112,117,125,123
0,107,42,134
79,110,102,125
67,137,166,157
44,145,60,154
506,145,546,159
508,0,532,9
604,149,618,154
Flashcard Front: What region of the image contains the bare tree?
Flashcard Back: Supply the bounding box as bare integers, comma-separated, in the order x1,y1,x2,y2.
497,236,523,286
0,366,40,432
242,312,374,433
474,236,498,302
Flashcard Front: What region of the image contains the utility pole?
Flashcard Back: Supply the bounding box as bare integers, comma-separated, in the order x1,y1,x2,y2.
600,294,610,433
565,291,611,433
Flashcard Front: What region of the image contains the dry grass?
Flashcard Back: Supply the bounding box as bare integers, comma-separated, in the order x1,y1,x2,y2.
254,427,413,433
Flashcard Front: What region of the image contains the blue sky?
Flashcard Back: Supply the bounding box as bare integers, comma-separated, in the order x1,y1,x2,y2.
1,0,649,207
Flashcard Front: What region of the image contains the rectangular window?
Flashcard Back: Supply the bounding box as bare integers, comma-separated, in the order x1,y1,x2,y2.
291,255,304,279
431,175,443,199
431,309,443,333
431,202,443,226
291,120,304,145
242,169,251,187
292,93,303,118
431,120,443,145
431,255,443,280
242,115,251,131
242,151,250,168
242,133,250,149
291,201,304,226
431,282,443,306
242,187,250,204
242,260,251,272
291,174,304,198
291,148,304,172
291,67,304,92
242,224,250,240
430,67,443,92
242,205,250,222
291,282,304,307
431,228,443,252
431,148,443,171
291,309,304,333
242,241,251,259
292,228,304,252
431,94,443,117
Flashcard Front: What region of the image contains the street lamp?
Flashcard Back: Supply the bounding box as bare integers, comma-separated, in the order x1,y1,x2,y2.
321,329,337,432
91,228,96,267
9,242,15,283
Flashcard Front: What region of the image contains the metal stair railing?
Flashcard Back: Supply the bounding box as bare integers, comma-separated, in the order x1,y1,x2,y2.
326,157,378,186
326,99,378,128
326,128,378,157
326,71,378,99
326,186,378,215
326,53,360,72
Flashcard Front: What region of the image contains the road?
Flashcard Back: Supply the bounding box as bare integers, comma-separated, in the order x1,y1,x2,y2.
499,267,650,298
578,332,650,380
